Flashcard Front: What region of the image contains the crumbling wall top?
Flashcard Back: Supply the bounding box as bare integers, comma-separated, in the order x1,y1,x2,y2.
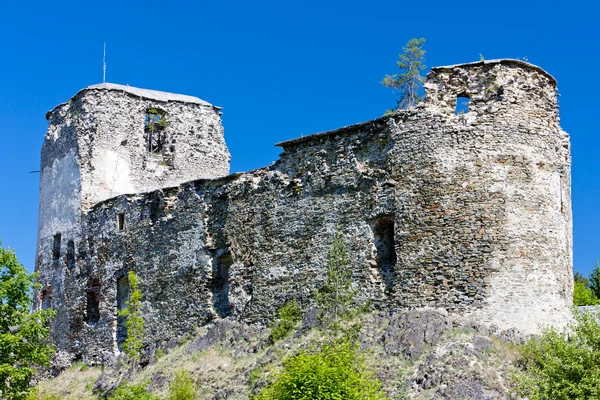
46,83,217,120
430,59,556,85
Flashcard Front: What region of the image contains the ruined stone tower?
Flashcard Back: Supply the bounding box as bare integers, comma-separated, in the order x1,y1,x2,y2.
36,84,229,351
35,60,572,364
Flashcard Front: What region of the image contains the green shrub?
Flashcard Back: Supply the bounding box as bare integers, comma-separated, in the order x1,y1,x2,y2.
254,338,389,400
167,369,197,400
513,310,600,399
271,300,302,342
108,382,158,400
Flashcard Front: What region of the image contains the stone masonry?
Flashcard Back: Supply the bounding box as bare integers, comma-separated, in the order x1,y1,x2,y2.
35,60,573,364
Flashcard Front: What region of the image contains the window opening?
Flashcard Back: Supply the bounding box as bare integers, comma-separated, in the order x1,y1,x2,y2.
116,275,130,349
85,278,101,323
455,95,470,115
372,217,397,293
211,252,232,318
52,234,61,262
144,108,166,153
66,240,75,269
117,213,125,231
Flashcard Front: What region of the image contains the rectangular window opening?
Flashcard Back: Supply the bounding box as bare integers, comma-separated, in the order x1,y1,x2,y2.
144,108,166,153
455,95,470,115
117,213,125,231
85,278,101,324
52,233,62,262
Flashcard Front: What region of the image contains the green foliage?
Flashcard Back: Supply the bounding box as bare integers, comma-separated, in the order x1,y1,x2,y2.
0,242,55,400
271,300,302,342
513,310,600,399
381,37,426,111
108,382,158,400
590,260,600,299
254,338,389,400
314,230,358,332
117,271,144,360
167,369,197,400
573,281,599,306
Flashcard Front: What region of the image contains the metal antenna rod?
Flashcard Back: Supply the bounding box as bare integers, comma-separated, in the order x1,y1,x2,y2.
103,42,106,83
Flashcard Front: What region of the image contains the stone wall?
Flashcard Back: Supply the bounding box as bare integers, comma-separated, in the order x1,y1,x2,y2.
35,60,573,363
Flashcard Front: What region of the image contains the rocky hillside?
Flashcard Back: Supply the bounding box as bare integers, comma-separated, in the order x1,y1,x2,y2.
35,309,524,399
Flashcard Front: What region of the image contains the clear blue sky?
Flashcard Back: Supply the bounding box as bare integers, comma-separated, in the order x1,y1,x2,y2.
1,0,598,277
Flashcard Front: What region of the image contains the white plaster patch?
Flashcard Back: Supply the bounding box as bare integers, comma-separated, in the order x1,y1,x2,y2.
104,150,133,198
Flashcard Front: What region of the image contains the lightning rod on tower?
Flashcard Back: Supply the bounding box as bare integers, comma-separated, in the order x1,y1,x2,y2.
103,42,106,83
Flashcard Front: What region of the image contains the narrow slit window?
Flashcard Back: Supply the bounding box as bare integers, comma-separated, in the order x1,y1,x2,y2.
144,108,166,153
117,213,125,231
66,240,75,269
455,95,470,115
85,279,101,323
52,233,61,262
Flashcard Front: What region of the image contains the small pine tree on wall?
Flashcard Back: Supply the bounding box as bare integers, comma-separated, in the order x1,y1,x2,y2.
381,37,426,112
314,230,358,332
118,271,144,362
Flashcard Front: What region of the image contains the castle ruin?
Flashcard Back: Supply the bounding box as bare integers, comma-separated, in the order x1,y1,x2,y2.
35,59,573,363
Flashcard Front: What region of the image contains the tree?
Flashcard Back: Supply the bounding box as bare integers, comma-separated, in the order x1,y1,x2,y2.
118,271,144,362
314,230,357,332
589,260,600,299
381,38,426,111
0,242,55,400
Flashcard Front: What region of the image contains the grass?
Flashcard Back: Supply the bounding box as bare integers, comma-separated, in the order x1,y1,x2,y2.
34,362,101,400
